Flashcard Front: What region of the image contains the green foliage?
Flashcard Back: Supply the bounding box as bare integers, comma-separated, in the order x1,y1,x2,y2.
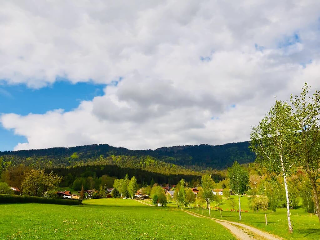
301,182,315,213
113,176,130,198
200,174,215,208
100,175,115,188
111,188,120,198
140,185,151,195
290,84,320,220
264,177,285,211
21,169,62,197
223,188,230,198
0,141,255,171
45,189,60,199
249,195,269,211
228,161,249,195
174,179,186,207
128,176,138,199
150,185,167,206
185,188,196,206
0,182,13,195
228,197,237,211
70,152,79,159
250,100,299,174
2,165,32,189
250,100,298,232
92,185,106,199
0,156,3,177
72,178,84,191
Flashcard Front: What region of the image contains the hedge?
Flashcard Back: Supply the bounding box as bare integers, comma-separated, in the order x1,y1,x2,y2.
0,194,82,205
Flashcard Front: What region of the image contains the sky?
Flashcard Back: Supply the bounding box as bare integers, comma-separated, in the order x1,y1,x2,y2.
1,1,320,151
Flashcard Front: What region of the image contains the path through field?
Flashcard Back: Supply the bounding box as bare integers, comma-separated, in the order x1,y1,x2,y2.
184,210,282,240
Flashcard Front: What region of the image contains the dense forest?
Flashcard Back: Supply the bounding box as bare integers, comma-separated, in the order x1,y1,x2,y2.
0,141,254,187
0,141,255,169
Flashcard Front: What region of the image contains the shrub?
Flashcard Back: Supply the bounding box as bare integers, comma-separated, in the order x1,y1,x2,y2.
250,195,269,211
111,188,120,198
45,189,59,199
0,182,13,195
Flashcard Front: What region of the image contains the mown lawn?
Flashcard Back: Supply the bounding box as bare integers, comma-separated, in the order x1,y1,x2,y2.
0,199,235,239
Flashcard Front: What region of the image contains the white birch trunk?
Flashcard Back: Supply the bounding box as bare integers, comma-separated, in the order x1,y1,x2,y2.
280,155,293,233
238,195,241,221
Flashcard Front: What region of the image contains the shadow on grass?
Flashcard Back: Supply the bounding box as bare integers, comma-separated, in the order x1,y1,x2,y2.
82,204,156,209
296,228,320,237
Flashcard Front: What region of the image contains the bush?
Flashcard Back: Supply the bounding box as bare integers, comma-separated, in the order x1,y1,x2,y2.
250,195,269,211
0,194,82,205
0,182,13,195
45,189,59,199
111,188,120,198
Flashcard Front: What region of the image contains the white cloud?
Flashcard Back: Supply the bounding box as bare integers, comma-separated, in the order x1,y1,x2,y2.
1,0,320,150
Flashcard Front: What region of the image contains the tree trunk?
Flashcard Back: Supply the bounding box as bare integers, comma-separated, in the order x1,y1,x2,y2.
238,195,241,221
265,213,268,225
280,156,293,233
310,178,320,223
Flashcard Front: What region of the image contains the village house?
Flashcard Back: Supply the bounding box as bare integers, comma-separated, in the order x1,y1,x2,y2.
212,189,223,195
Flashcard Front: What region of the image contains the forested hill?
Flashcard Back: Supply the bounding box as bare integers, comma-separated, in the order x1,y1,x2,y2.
0,141,255,169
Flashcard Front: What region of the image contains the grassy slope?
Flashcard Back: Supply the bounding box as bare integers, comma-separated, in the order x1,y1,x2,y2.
190,196,320,240
0,199,235,240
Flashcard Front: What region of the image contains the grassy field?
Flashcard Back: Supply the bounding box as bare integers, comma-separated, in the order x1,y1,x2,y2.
189,196,320,240
0,198,235,239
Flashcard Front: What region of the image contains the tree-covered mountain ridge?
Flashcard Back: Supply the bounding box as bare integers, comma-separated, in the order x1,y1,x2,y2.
0,141,255,170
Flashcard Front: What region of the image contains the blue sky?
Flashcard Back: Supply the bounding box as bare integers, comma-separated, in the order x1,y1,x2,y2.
0,81,105,151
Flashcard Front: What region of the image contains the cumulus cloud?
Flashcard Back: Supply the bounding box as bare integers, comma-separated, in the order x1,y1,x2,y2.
1,0,320,150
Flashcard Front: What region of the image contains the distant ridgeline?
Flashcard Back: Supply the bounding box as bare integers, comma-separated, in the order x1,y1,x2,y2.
0,141,255,170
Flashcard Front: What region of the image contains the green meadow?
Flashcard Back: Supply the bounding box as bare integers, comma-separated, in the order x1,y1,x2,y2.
190,195,320,240
0,199,235,240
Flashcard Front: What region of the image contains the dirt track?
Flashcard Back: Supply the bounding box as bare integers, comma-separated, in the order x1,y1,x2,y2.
184,210,282,240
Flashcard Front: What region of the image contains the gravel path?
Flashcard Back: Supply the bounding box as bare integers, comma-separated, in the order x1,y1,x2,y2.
184,210,282,240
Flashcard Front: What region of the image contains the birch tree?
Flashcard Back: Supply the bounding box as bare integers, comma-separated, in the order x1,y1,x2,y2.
200,174,215,215
291,84,320,222
250,100,299,233
128,176,138,199
228,161,249,221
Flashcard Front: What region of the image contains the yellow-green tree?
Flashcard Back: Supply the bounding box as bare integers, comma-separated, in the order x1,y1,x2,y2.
251,100,299,233
291,84,320,223
21,169,61,197
228,161,249,221
128,176,138,199
200,174,215,215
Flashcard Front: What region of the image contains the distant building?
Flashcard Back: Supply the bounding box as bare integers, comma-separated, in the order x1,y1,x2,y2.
10,187,20,195
57,190,72,199
212,189,223,195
